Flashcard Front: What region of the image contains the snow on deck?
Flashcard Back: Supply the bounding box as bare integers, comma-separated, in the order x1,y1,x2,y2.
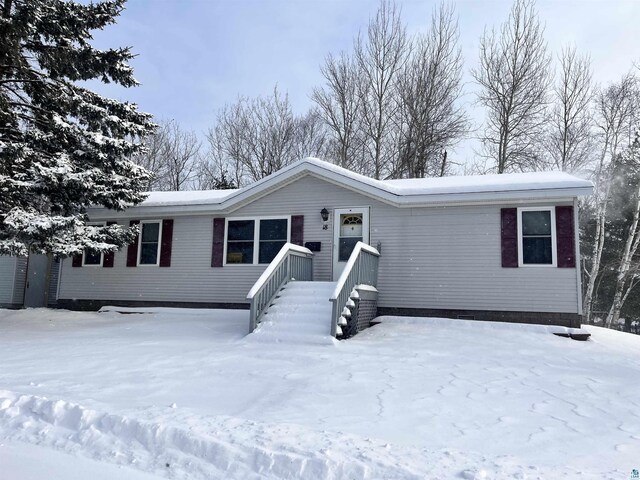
249,280,336,344
0,307,638,479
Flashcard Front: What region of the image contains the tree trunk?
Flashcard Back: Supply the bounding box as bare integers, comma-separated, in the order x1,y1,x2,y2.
583,201,607,322
605,183,640,328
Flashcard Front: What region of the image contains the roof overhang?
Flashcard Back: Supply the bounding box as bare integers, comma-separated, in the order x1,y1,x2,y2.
87,158,594,220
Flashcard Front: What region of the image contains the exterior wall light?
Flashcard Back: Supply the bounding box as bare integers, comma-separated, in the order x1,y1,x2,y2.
320,208,329,222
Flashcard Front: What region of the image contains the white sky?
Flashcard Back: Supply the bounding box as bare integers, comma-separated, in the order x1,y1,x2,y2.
91,0,640,168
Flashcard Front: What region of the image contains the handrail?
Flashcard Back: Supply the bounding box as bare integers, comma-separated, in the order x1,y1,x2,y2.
329,241,380,337
247,242,313,333
330,242,380,300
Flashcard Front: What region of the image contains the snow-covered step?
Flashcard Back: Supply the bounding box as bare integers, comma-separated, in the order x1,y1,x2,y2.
249,281,336,343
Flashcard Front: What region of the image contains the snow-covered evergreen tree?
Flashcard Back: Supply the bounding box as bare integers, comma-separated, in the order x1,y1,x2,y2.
0,0,154,257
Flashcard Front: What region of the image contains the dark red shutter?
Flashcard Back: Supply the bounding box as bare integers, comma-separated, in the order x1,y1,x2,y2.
126,220,140,267
159,219,174,267
501,208,518,268
211,218,225,267
291,215,304,246
556,206,576,268
103,221,117,268
72,254,82,267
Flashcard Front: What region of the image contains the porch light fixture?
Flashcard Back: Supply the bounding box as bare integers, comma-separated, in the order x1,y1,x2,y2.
320,208,329,222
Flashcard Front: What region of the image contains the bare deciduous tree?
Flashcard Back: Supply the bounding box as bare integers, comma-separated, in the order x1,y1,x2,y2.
472,0,551,173
605,138,640,328
196,128,241,190
546,46,594,172
134,125,169,190
395,2,467,178
354,0,408,179
212,88,296,184
134,119,200,191
205,88,328,186
312,52,364,172
291,108,330,161
583,73,638,322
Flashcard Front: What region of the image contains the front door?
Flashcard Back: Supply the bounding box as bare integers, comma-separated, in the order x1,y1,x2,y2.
23,254,50,308
332,207,370,281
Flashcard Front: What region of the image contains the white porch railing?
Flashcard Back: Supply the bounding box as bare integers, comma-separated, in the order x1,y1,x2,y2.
329,241,380,337
247,243,313,333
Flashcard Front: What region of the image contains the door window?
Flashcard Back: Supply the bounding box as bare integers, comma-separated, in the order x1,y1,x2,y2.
338,213,363,261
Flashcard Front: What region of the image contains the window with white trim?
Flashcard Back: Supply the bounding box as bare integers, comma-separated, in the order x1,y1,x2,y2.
138,220,162,266
82,222,104,266
226,217,289,265
518,207,556,266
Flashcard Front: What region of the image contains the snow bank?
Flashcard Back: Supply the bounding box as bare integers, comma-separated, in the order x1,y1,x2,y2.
0,389,476,480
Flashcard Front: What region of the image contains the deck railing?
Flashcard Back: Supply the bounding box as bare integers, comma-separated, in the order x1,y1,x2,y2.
247,243,313,333
329,241,380,337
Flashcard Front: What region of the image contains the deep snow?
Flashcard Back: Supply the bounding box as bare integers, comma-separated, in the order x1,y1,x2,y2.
0,307,639,479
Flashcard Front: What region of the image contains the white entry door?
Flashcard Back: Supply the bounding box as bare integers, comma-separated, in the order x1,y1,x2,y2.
332,207,370,281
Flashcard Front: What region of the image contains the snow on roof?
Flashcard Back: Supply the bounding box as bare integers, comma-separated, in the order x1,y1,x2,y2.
380,170,593,196
140,188,238,207
127,158,592,211
288,157,592,197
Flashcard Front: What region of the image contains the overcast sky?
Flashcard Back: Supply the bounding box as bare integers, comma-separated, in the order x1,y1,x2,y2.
92,0,640,167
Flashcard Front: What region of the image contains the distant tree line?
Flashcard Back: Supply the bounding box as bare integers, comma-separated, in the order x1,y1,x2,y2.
133,0,640,332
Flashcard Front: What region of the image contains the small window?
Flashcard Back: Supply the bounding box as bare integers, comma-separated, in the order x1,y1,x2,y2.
227,220,255,264
259,219,288,264
83,223,104,266
138,221,161,265
519,208,556,266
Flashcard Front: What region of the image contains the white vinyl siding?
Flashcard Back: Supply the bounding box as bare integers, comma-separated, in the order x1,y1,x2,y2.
58,174,579,313
0,255,17,305
0,255,28,307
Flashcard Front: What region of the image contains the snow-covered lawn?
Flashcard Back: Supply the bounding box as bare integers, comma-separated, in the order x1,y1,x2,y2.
0,308,639,479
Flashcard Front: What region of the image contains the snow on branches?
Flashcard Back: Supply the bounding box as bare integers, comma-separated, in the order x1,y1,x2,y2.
0,0,155,256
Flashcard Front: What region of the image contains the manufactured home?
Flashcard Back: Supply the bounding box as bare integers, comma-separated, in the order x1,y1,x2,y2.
2,158,593,335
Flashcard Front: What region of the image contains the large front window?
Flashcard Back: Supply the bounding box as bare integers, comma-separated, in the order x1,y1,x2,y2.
226,217,289,265
519,208,556,266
